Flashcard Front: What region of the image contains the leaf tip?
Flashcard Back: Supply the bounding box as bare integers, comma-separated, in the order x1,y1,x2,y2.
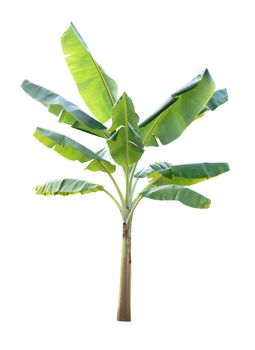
21,79,29,90
33,184,40,195
205,199,211,209
223,88,229,101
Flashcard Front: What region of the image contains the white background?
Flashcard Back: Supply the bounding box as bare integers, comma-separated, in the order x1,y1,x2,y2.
0,0,254,349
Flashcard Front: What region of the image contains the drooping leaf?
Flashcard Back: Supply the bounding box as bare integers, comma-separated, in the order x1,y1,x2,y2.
34,178,103,196
137,162,230,186
61,22,117,123
34,127,102,163
196,88,228,120
22,80,108,138
85,148,116,173
107,93,144,165
139,69,215,146
140,185,211,209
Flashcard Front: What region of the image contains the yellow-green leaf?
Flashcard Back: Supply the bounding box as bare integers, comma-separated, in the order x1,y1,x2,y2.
61,23,117,123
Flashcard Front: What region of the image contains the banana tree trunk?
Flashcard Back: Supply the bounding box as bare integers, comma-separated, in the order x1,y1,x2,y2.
117,221,131,321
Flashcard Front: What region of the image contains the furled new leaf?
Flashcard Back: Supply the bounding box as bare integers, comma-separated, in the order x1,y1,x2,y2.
107,93,144,165
34,178,103,195
22,80,108,138
196,88,228,120
140,185,211,209
139,69,215,146
136,162,229,186
61,22,117,123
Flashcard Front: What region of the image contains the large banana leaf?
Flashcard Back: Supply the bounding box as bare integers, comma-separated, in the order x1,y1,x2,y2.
34,178,103,195
139,69,215,146
61,23,117,123
140,185,211,209
33,127,114,167
22,80,108,138
107,93,144,165
136,162,229,186
196,88,228,120
85,148,116,173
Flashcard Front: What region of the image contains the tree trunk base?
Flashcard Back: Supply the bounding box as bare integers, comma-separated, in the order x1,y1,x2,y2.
117,222,131,322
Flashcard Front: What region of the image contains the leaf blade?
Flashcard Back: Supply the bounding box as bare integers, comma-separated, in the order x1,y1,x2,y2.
137,162,230,186
135,161,172,178
196,88,228,120
34,178,103,196
61,23,118,123
22,80,108,138
85,148,116,173
139,69,215,146
107,93,144,165
33,127,101,163
140,185,211,209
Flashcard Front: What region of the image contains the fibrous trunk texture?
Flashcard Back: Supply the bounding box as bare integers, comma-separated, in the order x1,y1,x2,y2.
117,221,131,321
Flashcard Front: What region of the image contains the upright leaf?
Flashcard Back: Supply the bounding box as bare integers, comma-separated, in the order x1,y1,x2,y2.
139,69,215,146
35,178,103,195
61,22,118,123
140,185,211,209
22,80,108,138
136,162,230,186
107,93,144,165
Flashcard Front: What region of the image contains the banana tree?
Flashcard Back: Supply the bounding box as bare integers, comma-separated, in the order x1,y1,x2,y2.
22,22,229,322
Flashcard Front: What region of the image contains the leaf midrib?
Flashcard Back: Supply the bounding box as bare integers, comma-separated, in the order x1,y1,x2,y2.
123,95,129,167
89,52,115,107
142,104,172,145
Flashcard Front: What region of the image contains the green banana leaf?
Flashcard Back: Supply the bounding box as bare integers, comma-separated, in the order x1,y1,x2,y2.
135,161,172,178
61,22,117,123
136,162,229,186
85,148,116,173
140,185,211,209
34,178,103,195
33,127,112,166
196,88,228,120
22,80,108,138
107,93,144,165
139,69,215,146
